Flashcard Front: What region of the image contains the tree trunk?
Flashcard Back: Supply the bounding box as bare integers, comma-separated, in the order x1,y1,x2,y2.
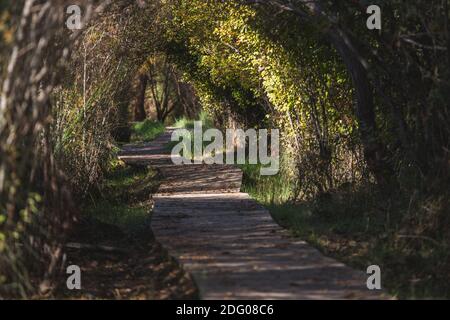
326,28,393,186
135,73,148,122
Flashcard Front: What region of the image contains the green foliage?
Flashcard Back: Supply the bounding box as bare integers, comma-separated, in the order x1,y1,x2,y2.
52,2,164,197
165,0,361,198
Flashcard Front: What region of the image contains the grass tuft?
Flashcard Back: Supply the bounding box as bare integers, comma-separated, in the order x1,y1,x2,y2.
84,160,160,235
131,120,165,142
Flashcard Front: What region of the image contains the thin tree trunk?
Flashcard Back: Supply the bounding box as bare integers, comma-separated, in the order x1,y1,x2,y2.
255,0,394,185
327,28,393,186
135,73,148,121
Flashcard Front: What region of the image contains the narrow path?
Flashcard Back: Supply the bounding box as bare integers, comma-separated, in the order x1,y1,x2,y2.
119,130,384,300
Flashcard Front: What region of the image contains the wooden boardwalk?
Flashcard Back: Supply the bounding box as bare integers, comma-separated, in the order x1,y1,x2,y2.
119,130,384,300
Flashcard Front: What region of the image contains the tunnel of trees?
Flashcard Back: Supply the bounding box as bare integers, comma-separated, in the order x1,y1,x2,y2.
0,0,449,298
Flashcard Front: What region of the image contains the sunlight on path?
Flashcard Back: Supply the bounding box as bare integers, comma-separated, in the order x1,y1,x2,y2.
119,130,385,300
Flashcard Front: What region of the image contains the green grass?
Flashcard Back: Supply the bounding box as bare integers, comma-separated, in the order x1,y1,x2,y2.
131,119,165,142
84,163,159,234
172,111,213,130
239,162,293,205
84,200,149,234
86,119,164,233
173,117,195,130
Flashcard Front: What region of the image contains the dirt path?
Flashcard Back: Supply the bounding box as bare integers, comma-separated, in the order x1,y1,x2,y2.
119,130,384,300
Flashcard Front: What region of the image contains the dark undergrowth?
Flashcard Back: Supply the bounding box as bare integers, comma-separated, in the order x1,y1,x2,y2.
241,164,450,299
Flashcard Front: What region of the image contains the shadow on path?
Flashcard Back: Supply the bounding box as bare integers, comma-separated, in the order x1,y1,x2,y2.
120,129,386,300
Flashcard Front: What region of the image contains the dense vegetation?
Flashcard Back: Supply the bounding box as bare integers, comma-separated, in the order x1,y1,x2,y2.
0,0,449,298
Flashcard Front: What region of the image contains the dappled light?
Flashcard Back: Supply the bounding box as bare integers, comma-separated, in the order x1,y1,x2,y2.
0,0,449,300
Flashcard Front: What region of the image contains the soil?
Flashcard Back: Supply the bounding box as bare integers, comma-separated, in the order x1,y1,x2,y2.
54,217,198,300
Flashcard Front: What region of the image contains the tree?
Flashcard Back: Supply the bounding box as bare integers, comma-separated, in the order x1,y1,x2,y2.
134,72,149,121
147,56,177,123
